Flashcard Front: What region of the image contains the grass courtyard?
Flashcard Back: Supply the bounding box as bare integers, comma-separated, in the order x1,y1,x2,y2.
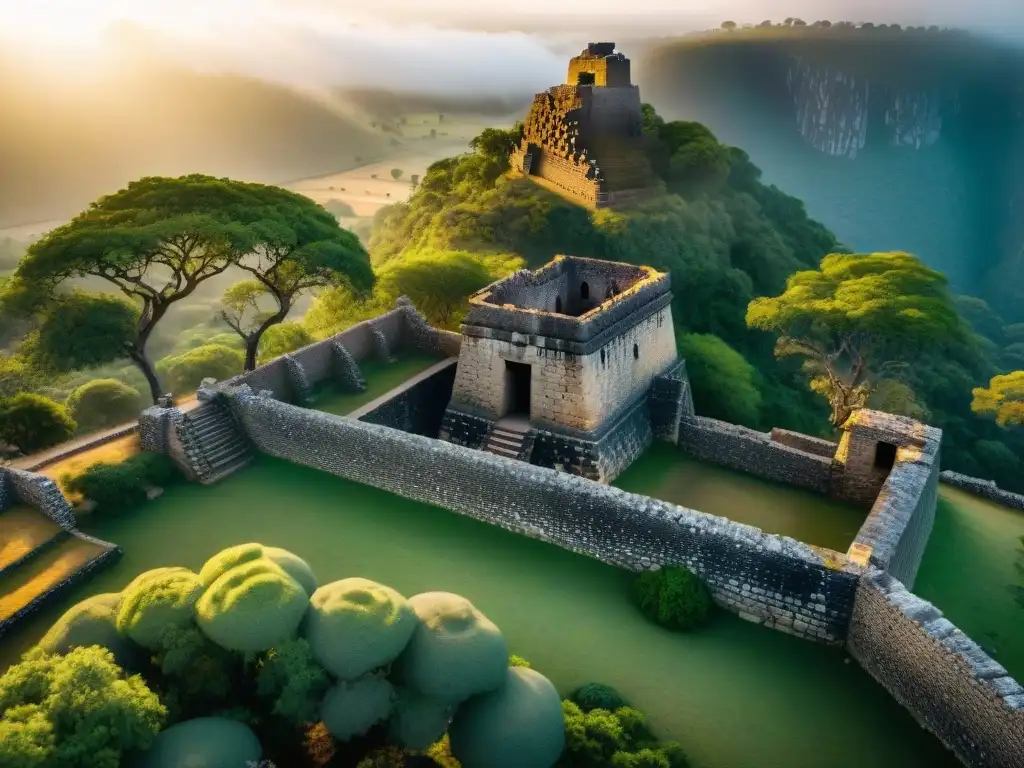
0,456,956,768
615,442,866,552
308,351,444,416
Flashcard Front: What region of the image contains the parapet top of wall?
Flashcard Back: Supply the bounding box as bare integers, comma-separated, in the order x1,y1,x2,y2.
844,408,942,452
464,256,670,344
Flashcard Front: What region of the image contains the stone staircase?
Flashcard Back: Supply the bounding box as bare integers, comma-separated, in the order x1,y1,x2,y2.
482,420,532,462
184,404,252,484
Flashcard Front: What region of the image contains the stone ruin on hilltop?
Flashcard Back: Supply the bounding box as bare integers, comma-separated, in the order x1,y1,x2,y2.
509,43,659,208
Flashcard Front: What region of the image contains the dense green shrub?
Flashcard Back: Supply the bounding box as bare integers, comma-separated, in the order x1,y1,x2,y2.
396,592,509,703
256,637,330,726
156,343,244,394
264,545,318,596
0,391,76,453
116,567,206,649
135,716,262,768
389,688,455,750
571,682,628,712
0,646,166,768
197,541,267,585
320,676,396,741
64,452,182,515
37,592,142,671
65,378,142,432
195,558,308,652
305,577,417,680
675,333,762,426
258,322,313,363
449,666,565,768
631,566,714,631
561,701,688,768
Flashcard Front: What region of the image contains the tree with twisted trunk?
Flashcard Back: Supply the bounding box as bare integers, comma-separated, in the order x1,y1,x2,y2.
746,251,963,429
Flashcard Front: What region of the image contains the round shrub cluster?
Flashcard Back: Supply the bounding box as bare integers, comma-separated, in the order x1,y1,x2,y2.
195,557,309,652
135,716,263,768
305,577,417,680
396,592,509,703
631,566,714,631
116,567,206,649
38,592,141,671
65,378,142,433
31,543,568,767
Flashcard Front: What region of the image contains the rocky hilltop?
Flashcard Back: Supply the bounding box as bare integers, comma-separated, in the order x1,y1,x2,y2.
638,28,1024,319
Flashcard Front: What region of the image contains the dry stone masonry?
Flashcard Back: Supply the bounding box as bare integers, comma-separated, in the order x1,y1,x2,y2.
940,470,1024,511
509,43,658,208
137,267,1023,765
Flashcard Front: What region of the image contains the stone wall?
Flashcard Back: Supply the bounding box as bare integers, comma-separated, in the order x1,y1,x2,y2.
852,435,941,589
351,360,458,438
1,468,75,529
449,304,676,434
647,360,693,444
847,568,1024,767
677,416,835,495
769,428,838,459
940,471,1024,511
530,395,653,482
230,387,860,644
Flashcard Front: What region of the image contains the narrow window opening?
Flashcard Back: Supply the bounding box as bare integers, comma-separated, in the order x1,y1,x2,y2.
633,343,639,360
555,296,562,313
874,441,898,471
600,349,605,365
581,281,590,300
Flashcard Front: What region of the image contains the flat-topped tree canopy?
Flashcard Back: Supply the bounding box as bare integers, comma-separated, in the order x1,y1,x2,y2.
463,256,669,345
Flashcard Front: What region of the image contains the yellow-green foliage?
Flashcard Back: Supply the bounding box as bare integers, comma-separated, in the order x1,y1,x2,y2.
972,371,1024,427
116,567,205,649
449,666,566,768
198,542,318,596
38,592,141,671
198,542,266,585
134,716,262,768
195,558,309,652
397,592,509,703
320,676,396,741
388,687,455,750
304,577,416,680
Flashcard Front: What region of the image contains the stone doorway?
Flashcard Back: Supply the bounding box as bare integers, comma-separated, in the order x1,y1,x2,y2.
504,361,532,417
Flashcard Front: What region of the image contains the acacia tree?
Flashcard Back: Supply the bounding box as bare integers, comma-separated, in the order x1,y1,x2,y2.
746,252,962,428
972,371,1024,427
224,185,374,370
13,176,257,403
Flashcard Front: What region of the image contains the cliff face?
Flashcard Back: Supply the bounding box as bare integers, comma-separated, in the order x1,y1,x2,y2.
637,31,1024,320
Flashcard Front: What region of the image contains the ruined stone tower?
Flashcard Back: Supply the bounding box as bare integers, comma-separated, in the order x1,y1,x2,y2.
509,43,658,209
439,256,680,482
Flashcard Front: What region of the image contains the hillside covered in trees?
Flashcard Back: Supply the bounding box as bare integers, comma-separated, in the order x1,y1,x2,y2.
1,103,1021,492
635,23,1024,323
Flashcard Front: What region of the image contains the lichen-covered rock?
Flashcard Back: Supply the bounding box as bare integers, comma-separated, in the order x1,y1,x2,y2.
195,558,309,652
116,567,205,649
396,592,508,703
304,578,416,680
134,716,262,767
449,667,565,768
197,542,266,586
388,687,456,750
38,593,142,670
264,546,318,596
320,676,396,741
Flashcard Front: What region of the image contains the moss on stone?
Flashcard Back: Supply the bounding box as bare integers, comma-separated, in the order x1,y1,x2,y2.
195,558,309,652
116,567,205,649
320,675,396,741
396,592,508,703
135,716,262,767
449,666,565,768
304,577,416,680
